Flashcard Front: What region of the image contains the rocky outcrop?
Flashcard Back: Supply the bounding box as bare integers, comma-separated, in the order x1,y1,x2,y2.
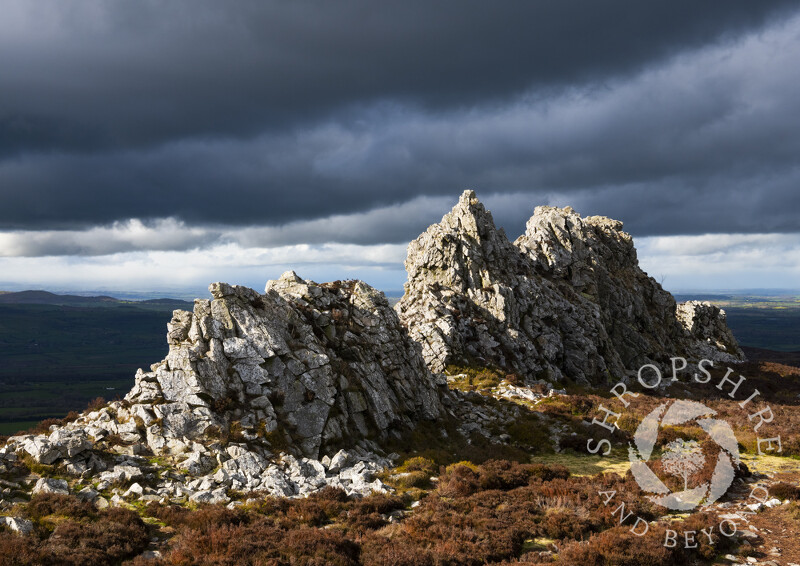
396,191,744,385
395,191,616,383
1,273,445,505
677,301,744,360
127,273,442,459
516,204,716,370
2,423,396,504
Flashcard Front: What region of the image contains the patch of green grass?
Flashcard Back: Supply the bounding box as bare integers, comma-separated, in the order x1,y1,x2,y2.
521,537,556,552
19,454,58,477
445,364,505,392
740,453,800,476
148,455,173,468
383,416,532,468
395,456,437,475
532,452,631,477
380,456,439,493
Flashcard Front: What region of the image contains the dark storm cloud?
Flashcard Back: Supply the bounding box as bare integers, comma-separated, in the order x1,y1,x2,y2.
1,0,800,247
1,0,794,152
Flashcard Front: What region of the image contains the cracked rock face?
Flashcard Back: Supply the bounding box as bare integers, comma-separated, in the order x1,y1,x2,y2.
127,273,442,459
396,190,744,385
395,190,615,383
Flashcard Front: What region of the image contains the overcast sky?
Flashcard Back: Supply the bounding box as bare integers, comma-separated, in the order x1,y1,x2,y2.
1,0,799,296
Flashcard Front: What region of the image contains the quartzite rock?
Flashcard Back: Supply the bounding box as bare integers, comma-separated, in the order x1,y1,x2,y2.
396,190,744,384
126,273,442,459
32,478,69,495
395,190,614,383
1,270,433,501
677,301,744,360
0,516,34,536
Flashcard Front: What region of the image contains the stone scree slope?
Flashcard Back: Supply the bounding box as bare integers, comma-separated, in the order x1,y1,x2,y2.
396,190,743,384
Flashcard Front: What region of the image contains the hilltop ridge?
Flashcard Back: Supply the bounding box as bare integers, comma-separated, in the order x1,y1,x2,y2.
0,191,744,509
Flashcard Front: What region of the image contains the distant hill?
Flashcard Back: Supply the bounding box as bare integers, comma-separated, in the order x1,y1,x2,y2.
0,290,192,310
741,346,800,368
0,290,118,305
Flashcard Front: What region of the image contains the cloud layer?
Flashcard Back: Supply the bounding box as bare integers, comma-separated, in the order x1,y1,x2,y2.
1,1,798,291
2,0,793,152
2,232,798,297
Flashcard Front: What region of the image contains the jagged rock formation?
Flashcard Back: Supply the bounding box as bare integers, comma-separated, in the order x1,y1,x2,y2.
516,204,734,369
677,301,744,360
395,191,614,383
128,273,442,459
396,190,744,384
1,273,445,505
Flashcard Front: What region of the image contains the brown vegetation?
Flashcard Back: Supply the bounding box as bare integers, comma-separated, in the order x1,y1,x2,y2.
1,458,741,565
0,494,148,566
2,359,798,564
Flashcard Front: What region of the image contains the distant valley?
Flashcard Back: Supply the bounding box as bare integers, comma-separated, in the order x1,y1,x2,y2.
0,291,192,435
